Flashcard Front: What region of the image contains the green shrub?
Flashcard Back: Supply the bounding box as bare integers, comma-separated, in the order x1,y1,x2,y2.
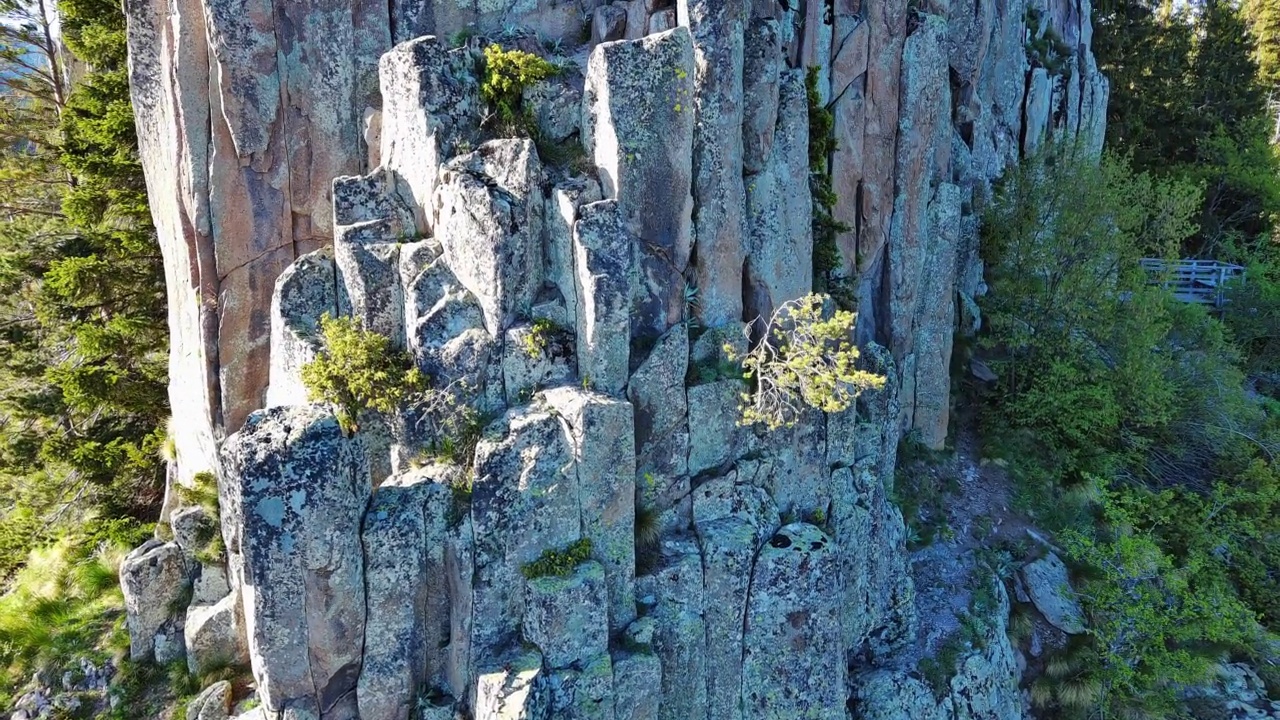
177,471,219,515
522,317,563,359
980,145,1202,475
301,314,426,434
1060,492,1262,716
1224,265,1280,379
480,44,558,129
729,294,883,429
521,538,592,579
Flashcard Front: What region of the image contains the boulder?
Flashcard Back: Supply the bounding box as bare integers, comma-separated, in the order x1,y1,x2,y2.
332,166,416,231
524,561,610,669
185,593,249,676
400,240,484,353
691,474,779,537
171,504,216,556
187,681,233,720
741,523,845,720
1021,553,1086,634
191,562,232,607
120,539,189,662
850,671,952,720
757,406,828,519
583,28,695,333
219,405,370,717
850,581,1022,720
267,248,339,408
572,201,633,395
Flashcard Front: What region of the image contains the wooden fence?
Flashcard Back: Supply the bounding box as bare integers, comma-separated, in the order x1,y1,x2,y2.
1139,258,1245,308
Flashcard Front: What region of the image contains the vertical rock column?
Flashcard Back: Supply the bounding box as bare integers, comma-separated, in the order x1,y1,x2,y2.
379,36,481,235
266,248,339,408
219,405,371,718
582,27,696,336
885,15,953,447
741,523,846,720
358,465,458,720
124,0,389,481
680,0,748,327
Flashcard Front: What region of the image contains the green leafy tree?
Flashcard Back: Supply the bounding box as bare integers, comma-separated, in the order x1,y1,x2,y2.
1095,0,1280,259
980,147,1200,464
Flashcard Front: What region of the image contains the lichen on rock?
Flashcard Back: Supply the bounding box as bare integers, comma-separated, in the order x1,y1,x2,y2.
122,0,1113,715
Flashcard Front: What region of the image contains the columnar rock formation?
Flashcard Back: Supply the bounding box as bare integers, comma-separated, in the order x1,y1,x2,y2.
128,0,1106,485
122,0,1108,717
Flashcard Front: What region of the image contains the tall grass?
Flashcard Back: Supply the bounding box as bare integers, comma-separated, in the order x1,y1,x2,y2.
0,536,131,707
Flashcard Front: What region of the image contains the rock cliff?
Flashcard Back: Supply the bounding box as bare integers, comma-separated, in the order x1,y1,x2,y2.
121,0,1108,717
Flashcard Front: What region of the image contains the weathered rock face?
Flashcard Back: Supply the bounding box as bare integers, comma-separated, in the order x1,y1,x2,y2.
850,582,1023,720
126,0,1111,715
358,466,456,720
268,248,339,408
124,0,390,482
219,405,370,717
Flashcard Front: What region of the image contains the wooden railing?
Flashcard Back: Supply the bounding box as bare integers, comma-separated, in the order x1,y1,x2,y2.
1139,258,1245,308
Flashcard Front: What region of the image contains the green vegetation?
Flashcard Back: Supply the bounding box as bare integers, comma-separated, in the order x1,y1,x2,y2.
977,15,1280,716
301,314,427,433
479,43,559,129
1024,7,1073,75
0,536,135,709
521,317,563,359
729,294,884,429
918,579,1000,699
0,0,168,581
978,140,1280,717
174,471,224,565
806,66,848,288
520,537,593,579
